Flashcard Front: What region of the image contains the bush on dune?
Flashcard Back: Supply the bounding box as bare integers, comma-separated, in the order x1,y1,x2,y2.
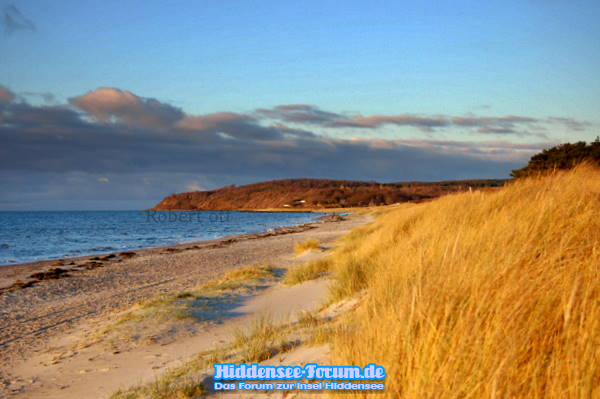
511,138,600,178
328,165,600,398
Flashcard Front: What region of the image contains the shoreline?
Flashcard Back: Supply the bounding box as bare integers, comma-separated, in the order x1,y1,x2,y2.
0,213,368,373
0,210,342,273
145,207,356,212
0,214,341,291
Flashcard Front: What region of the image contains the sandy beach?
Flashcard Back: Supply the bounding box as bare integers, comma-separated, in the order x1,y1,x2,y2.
0,213,369,398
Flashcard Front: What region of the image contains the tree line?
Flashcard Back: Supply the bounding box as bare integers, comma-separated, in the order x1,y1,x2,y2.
511,137,600,178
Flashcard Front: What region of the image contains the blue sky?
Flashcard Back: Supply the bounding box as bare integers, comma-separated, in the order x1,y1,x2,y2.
1,0,599,209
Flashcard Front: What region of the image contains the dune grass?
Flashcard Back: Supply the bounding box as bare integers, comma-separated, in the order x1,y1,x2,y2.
324,165,600,398
111,377,204,399
293,238,320,254
283,258,332,285
200,264,277,292
111,316,303,399
98,264,277,343
231,316,297,363
139,264,276,316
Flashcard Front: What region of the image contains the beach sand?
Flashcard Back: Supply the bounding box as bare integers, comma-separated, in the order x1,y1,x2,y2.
0,213,369,398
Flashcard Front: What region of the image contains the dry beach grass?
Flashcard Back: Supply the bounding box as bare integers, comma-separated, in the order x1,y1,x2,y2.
326,165,600,398
293,238,321,255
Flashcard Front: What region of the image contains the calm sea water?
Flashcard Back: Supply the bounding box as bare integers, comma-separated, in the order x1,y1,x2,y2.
0,211,324,266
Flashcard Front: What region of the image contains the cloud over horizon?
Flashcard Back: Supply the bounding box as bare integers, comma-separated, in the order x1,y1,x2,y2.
69,88,185,128
0,85,15,104
255,105,587,137
0,85,592,209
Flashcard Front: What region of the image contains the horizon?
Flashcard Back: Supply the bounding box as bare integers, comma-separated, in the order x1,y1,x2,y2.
1,0,599,210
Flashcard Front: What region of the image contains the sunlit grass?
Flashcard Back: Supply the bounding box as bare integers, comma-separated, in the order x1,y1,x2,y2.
111,316,302,398
293,238,320,254
110,371,205,399
112,167,600,399
231,316,296,363
284,258,332,285
325,165,600,398
99,264,277,342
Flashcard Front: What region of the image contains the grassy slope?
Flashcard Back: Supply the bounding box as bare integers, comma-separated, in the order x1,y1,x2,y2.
327,166,600,398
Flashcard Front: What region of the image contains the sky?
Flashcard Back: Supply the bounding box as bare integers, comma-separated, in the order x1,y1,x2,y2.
1,0,599,210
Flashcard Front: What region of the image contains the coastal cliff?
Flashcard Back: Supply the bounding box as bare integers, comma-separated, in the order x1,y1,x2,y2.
151,178,505,210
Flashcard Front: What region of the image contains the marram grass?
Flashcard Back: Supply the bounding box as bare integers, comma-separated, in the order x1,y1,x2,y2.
294,238,320,254
284,258,332,285
327,165,600,398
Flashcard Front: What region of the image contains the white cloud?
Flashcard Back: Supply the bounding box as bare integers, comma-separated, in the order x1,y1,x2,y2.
185,181,204,191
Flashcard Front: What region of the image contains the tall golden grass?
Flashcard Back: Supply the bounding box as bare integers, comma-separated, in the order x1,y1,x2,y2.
329,165,600,398
284,258,332,285
294,238,321,254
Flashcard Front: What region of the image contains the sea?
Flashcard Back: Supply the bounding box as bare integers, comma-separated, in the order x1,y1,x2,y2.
0,210,325,266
